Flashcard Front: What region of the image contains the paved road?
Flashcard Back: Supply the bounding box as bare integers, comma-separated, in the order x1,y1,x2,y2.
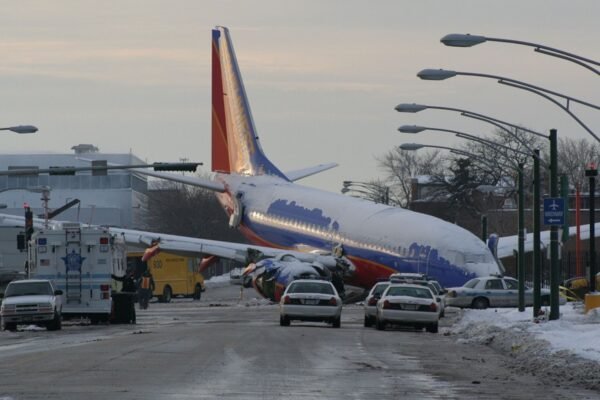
0,283,597,399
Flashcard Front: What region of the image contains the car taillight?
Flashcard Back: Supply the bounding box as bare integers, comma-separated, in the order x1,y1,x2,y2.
383,300,390,309
283,295,291,304
429,302,437,312
329,297,337,306
368,297,378,306
100,284,110,291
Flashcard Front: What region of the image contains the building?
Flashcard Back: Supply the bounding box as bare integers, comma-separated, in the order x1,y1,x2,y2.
0,144,149,229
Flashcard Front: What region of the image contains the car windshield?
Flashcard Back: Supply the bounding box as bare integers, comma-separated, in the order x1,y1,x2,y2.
463,279,480,289
288,282,334,295
4,282,53,297
430,281,443,292
371,283,389,296
386,286,432,299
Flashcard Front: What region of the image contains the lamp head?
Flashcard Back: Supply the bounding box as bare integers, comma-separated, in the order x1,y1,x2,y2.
417,69,457,80
394,103,427,113
399,143,424,151
398,125,426,134
9,125,38,134
440,33,486,47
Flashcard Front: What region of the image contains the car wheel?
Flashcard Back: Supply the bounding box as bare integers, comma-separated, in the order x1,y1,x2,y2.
332,316,341,328
193,284,202,300
3,322,17,332
472,297,489,310
375,316,386,331
160,286,172,303
280,315,290,327
426,322,438,333
364,315,372,328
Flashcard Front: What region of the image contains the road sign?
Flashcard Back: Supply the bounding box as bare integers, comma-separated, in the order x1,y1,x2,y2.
543,198,565,226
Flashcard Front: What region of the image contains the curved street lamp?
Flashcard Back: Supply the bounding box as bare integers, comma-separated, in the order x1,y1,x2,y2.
0,125,38,134
398,124,533,159
417,69,599,142
440,34,600,75
395,102,546,138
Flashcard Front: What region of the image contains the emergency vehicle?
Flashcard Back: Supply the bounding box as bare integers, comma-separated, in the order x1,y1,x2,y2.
28,223,128,323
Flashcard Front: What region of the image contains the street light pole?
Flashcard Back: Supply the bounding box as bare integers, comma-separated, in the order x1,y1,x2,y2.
440,34,600,75
417,69,600,142
585,164,597,293
549,129,560,320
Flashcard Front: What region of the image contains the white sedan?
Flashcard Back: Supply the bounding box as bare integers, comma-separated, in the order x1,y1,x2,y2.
279,279,342,328
363,281,390,327
375,284,440,333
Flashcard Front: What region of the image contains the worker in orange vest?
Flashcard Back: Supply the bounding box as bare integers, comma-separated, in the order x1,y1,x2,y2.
137,269,155,310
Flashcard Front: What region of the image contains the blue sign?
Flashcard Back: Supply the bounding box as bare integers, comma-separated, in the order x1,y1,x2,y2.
543,198,565,226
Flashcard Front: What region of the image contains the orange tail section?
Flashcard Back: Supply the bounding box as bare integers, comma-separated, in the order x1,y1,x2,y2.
211,27,288,180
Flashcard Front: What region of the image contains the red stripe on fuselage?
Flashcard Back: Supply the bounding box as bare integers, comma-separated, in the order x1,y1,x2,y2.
211,34,230,173
238,224,397,290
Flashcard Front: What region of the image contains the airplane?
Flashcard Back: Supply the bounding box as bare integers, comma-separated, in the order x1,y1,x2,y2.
0,26,505,301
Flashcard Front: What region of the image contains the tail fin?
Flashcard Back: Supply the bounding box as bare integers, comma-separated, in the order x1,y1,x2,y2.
211,27,288,179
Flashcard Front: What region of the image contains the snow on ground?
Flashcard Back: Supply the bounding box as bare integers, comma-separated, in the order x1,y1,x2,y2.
446,303,600,391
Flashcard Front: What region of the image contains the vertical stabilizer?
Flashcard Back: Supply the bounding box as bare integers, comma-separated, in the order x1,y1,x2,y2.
211,27,288,179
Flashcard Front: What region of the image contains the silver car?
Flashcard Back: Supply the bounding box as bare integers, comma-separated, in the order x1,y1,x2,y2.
445,276,564,309
279,279,342,328
375,284,440,333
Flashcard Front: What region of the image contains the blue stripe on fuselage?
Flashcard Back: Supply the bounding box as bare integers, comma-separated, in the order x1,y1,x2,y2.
242,217,476,288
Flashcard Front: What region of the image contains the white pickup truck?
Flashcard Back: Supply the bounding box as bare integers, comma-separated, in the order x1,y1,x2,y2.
0,279,63,331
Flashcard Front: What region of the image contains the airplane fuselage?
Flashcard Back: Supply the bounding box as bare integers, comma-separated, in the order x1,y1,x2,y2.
216,173,501,289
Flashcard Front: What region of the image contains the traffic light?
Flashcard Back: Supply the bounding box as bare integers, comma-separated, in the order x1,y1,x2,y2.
25,207,34,242
152,162,199,172
48,166,76,175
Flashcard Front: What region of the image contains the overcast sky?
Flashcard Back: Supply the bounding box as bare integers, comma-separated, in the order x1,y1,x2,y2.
1,1,598,192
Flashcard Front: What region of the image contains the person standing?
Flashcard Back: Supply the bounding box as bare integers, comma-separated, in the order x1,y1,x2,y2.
138,269,155,310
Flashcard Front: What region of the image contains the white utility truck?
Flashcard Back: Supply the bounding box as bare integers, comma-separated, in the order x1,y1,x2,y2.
27,223,133,324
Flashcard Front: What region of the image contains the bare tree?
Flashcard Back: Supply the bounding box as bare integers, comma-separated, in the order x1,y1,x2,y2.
557,137,600,192
145,180,247,243
377,147,445,208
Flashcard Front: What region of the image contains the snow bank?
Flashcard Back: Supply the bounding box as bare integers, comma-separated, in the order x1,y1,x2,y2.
447,304,600,391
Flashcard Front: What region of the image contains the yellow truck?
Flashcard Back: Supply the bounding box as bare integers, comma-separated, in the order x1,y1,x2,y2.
126,251,205,303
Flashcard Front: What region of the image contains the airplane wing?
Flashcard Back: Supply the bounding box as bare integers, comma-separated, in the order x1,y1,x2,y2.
0,212,337,267
112,226,338,266
496,224,598,259
284,163,338,182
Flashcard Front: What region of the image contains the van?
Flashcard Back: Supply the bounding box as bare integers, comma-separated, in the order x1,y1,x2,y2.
127,252,205,302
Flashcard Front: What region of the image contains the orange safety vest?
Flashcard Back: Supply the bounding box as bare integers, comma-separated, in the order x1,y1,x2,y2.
141,276,151,289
